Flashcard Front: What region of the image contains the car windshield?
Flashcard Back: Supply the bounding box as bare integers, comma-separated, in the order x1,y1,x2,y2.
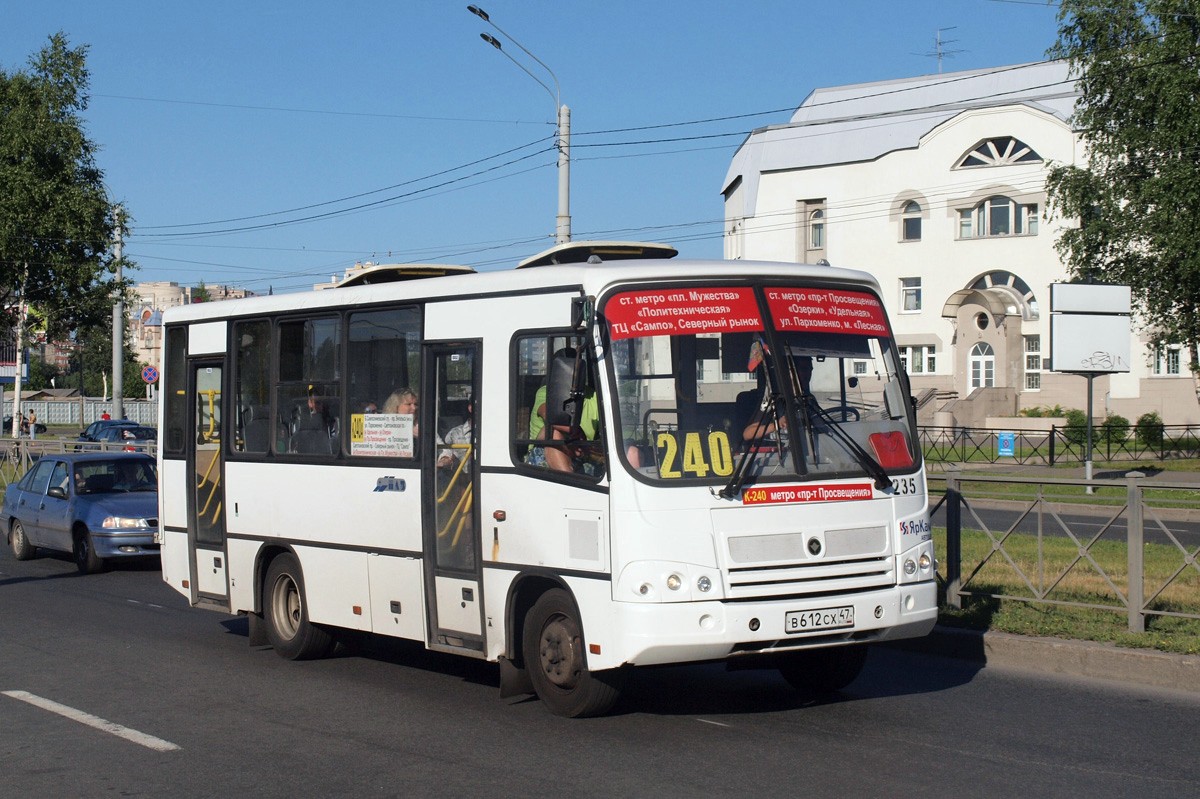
75,459,158,494
605,283,918,487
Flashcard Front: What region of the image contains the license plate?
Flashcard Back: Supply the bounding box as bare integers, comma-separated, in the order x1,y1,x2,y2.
784,605,854,634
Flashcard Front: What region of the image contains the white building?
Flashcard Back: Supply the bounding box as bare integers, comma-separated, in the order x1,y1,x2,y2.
723,61,1199,426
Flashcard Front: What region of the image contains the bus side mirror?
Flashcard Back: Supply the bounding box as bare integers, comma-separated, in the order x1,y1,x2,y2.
546,347,581,429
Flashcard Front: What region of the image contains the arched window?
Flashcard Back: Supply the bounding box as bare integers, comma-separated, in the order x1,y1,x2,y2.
955,137,1042,169
809,209,825,250
901,201,921,242
957,196,1039,238
969,342,995,389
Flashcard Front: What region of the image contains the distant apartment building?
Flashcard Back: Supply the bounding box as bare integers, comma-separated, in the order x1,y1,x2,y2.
130,281,253,370
723,60,1200,425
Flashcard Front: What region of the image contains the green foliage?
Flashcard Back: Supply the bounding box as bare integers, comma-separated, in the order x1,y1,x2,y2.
1047,2,1200,377
192,281,211,303
1136,411,1165,448
1101,412,1129,444
0,33,124,339
24,355,61,390
1020,404,1067,418
1063,408,1089,444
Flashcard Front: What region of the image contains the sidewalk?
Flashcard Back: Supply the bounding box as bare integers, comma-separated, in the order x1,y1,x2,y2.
890,626,1200,695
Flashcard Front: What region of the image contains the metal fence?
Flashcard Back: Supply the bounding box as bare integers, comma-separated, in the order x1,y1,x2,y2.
932,472,1200,633
0,439,158,491
920,424,1200,465
1,399,158,428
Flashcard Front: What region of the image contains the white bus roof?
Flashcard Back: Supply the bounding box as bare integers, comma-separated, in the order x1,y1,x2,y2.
162,258,880,325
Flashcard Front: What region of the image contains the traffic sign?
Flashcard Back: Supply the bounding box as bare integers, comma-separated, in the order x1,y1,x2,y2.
142,365,159,384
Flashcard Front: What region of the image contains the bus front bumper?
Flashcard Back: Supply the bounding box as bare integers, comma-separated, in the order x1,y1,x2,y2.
605,581,937,668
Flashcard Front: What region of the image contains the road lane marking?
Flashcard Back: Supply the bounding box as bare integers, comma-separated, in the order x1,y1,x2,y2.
2,690,181,752
695,718,731,727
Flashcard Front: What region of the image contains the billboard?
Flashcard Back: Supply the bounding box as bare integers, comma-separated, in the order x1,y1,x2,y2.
1049,283,1132,374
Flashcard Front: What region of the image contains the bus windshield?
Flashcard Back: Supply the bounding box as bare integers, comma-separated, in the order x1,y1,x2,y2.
604,284,918,487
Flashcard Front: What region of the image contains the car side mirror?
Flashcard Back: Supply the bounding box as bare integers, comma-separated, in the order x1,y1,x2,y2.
48,486,67,500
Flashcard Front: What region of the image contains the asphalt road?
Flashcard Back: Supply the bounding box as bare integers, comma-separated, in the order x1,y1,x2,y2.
2,550,1198,798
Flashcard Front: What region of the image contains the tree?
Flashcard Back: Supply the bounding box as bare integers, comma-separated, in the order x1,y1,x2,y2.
63,318,146,400
0,33,122,339
1047,1,1200,400
192,281,211,303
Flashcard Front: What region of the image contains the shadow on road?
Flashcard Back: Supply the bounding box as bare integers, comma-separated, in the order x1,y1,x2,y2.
217,617,984,716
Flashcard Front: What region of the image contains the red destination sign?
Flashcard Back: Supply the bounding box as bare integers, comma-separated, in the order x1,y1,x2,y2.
741,482,875,505
605,287,763,340
764,288,890,336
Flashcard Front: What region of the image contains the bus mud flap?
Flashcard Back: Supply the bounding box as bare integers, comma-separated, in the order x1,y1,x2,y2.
498,656,534,698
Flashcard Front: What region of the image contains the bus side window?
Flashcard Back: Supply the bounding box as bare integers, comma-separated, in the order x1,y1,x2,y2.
513,332,605,476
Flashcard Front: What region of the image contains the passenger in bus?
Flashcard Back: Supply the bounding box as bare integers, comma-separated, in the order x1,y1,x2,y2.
525,385,548,466
742,356,812,444
384,388,418,416
438,398,472,469
546,391,601,473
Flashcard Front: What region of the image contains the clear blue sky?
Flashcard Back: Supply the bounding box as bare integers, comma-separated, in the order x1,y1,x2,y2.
3,1,1063,295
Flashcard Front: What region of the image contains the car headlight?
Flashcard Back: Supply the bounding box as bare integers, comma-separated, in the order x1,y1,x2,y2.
102,516,150,529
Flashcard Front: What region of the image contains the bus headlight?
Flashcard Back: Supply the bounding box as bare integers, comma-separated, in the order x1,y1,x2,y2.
617,561,723,602
898,541,935,584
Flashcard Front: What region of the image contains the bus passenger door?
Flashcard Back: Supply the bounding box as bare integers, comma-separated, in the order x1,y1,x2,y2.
189,361,228,601
423,343,483,655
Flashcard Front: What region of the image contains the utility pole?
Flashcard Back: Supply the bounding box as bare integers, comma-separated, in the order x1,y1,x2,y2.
112,206,125,421
9,267,27,438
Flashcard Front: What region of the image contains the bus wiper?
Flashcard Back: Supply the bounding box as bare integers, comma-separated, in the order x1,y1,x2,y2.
801,394,892,490
718,391,778,500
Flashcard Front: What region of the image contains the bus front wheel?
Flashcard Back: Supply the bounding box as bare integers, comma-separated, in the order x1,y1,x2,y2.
522,588,623,718
264,553,335,660
776,644,869,696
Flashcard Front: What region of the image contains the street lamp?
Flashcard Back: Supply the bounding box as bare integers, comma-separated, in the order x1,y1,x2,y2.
468,5,571,244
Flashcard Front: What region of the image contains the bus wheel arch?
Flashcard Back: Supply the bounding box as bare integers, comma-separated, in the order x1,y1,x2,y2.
520,585,625,717
261,549,335,661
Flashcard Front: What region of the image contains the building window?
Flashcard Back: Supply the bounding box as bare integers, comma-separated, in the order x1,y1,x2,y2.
957,196,1039,238
899,345,936,374
1154,345,1183,375
809,208,825,250
969,342,995,388
900,277,922,312
901,201,922,241
955,136,1043,169
798,199,827,257
1024,335,1042,390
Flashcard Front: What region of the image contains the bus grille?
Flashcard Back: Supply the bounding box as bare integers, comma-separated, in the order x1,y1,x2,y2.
724,525,894,598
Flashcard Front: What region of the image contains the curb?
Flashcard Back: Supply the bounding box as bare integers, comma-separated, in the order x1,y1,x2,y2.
887,626,1200,695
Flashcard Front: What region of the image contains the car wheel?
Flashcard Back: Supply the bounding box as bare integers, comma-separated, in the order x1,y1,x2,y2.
264,552,335,660
776,645,869,696
522,588,624,717
10,520,36,560
73,528,105,574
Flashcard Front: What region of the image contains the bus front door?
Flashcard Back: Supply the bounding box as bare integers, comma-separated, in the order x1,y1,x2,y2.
189,361,228,602
423,343,483,655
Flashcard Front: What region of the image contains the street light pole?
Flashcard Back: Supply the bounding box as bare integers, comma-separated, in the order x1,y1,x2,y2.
469,5,571,243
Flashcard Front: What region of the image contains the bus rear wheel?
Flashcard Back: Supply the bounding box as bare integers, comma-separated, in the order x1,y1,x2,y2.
777,645,869,696
264,553,335,660
522,588,623,718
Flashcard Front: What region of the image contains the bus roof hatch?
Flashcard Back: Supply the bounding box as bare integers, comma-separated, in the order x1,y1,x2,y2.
516,240,678,269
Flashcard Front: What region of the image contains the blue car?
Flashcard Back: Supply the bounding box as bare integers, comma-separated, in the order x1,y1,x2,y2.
3,453,159,574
